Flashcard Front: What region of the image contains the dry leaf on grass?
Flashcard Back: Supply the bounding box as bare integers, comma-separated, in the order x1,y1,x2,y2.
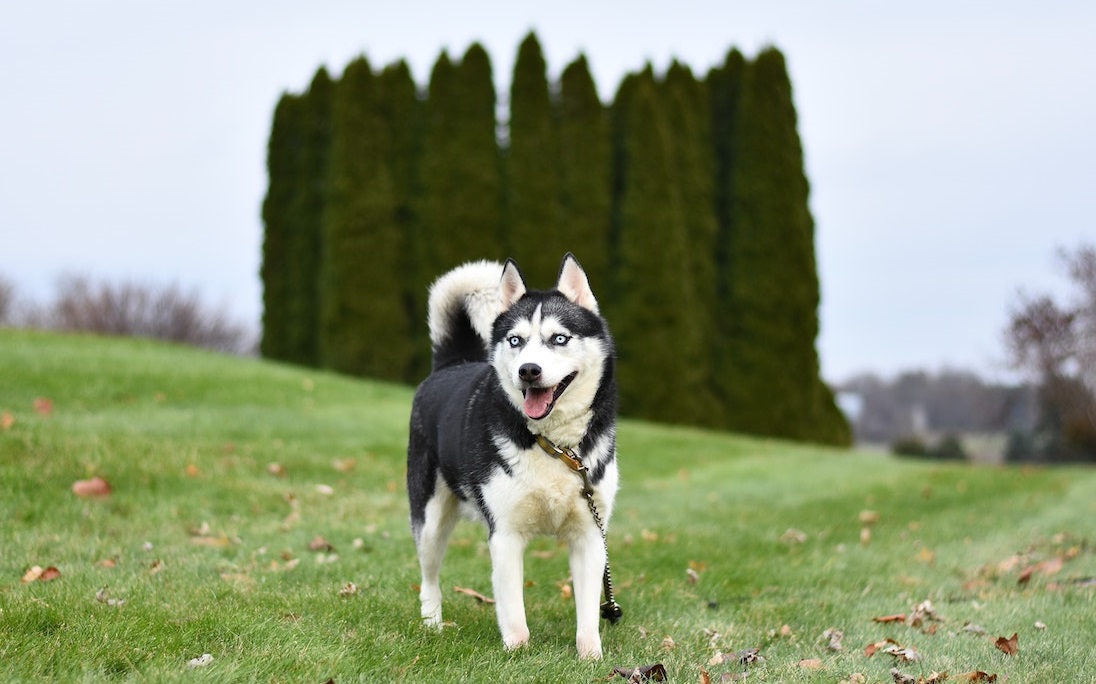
95,586,126,607
883,644,922,662
994,632,1018,656
453,586,494,604
822,628,844,651
308,536,335,552
72,476,112,498
890,668,917,684
22,565,61,583
889,669,947,684
954,671,998,682
707,648,762,667
33,397,53,416
187,654,213,669
1,411,14,430
338,582,358,597
780,528,807,544
873,614,907,624
798,658,823,670
611,663,666,682
1017,557,1064,584
863,635,898,657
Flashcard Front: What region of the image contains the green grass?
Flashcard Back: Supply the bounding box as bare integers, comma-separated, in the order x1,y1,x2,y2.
1,329,1094,683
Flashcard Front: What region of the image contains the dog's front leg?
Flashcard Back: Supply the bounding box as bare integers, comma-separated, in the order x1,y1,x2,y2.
569,529,606,659
489,532,530,650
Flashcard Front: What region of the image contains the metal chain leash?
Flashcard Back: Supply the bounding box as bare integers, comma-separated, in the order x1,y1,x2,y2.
534,434,623,623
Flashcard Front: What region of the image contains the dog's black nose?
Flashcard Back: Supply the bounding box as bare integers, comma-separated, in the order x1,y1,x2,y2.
518,363,542,383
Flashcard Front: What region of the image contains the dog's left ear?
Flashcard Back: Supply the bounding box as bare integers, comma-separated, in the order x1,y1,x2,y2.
556,253,599,313
499,258,527,312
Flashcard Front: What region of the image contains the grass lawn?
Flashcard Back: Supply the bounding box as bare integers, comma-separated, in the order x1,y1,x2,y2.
1,329,1094,683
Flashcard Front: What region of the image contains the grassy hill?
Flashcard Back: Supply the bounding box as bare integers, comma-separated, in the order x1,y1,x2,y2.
1,329,1094,682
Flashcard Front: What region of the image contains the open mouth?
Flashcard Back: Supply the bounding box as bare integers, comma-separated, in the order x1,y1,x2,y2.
522,371,578,420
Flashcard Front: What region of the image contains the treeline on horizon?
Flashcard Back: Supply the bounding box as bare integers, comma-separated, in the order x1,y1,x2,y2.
260,32,851,446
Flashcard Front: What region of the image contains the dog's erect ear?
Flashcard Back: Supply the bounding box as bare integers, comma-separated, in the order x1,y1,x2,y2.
556,253,599,313
499,258,527,312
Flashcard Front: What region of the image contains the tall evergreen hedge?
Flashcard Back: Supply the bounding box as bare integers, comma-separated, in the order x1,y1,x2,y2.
260,67,333,366
259,37,852,446
506,32,564,285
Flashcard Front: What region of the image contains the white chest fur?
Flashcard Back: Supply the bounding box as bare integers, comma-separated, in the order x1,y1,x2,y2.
477,436,618,541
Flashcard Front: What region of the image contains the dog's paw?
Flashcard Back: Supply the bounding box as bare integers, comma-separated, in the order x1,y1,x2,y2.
576,633,603,660
502,627,531,651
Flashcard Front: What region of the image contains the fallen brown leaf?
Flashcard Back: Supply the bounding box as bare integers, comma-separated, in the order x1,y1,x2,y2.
453,585,494,604
873,614,907,624
1,411,14,430
33,397,53,416
612,663,666,682
72,476,112,498
1018,557,1064,584
822,627,844,651
338,582,358,597
308,536,335,552
865,638,900,657
994,632,1018,656
798,658,823,670
883,644,922,662
22,565,61,583
954,671,998,682
890,668,916,684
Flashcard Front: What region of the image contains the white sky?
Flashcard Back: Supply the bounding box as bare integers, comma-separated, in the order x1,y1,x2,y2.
2,1,1093,382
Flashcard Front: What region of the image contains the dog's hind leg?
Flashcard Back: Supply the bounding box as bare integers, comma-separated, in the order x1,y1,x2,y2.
414,482,460,629
569,529,607,659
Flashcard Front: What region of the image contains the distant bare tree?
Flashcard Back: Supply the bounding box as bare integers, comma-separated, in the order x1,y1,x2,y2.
1005,245,1096,460
47,275,254,355
0,274,14,325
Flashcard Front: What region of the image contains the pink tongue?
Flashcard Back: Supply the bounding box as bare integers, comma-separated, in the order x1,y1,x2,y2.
523,387,554,419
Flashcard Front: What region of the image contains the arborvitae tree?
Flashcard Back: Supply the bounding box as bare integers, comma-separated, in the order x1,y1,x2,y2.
660,62,722,427
609,68,706,423
260,92,304,363
558,55,612,297
415,44,505,290
375,60,425,382
723,47,848,443
260,67,333,366
320,56,411,379
708,49,746,412
505,32,565,284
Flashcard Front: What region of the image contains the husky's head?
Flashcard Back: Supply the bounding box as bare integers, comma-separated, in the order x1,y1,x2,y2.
491,254,611,441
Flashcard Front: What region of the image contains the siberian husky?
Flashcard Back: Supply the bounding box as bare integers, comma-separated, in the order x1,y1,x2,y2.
407,253,619,659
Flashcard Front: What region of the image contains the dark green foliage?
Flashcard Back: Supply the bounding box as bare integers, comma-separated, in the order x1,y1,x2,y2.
259,36,851,445
260,93,304,363
320,57,414,379
718,47,848,444
608,69,706,422
260,68,333,366
415,44,505,286
557,55,612,295
892,434,968,460
660,62,722,427
505,32,565,284
891,435,930,457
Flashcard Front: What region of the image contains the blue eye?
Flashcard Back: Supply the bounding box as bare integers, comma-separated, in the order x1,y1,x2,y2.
551,334,570,346
508,336,523,348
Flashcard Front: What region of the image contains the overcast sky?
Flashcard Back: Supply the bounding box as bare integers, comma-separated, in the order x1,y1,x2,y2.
2,2,1093,382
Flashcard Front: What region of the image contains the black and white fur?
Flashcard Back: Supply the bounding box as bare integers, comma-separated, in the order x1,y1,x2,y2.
407,253,618,659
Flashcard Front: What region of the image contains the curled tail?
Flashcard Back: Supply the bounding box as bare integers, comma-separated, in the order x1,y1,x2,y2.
426,260,504,371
